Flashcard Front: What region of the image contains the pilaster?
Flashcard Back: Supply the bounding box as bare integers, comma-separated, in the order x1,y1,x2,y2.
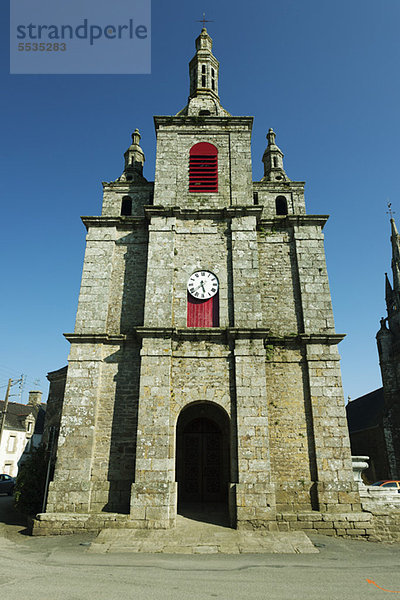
45,342,104,513
74,226,117,334
304,341,361,511
231,215,263,328
130,336,176,528
233,337,276,527
292,220,335,334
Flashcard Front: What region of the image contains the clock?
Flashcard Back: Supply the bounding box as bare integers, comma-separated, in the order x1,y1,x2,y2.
187,271,219,300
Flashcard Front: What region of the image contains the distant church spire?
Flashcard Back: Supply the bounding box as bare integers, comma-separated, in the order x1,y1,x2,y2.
391,217,400,295
176,28,230,116
261,128,290,182
385,272,394,305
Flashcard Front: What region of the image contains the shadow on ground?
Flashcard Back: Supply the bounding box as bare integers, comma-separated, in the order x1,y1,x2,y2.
178,502,231,528
0,495,29,534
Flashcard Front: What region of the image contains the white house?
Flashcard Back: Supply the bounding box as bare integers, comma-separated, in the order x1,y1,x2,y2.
0,391,45,477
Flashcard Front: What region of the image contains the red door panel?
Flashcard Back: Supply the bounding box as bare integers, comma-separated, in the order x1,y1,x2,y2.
187,293,219,327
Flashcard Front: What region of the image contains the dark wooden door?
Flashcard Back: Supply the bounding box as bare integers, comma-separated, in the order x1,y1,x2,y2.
180,418,224,503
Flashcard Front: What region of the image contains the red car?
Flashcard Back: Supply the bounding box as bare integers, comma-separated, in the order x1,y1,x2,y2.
371,480,400,489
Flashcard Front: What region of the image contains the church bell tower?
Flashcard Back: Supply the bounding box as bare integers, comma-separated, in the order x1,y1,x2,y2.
37,28,365,536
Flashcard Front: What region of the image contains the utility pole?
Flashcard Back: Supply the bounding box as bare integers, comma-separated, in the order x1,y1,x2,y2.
0,378,12,448
17,374,25,403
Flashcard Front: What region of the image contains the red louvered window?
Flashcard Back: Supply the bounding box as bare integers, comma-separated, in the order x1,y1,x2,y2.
189,142,218,193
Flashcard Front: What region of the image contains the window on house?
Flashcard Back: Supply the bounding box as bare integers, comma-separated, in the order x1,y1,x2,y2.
27,421,32,433
4,463,12,475
273,157,278,168
275,195,288,215
211,68,215,90
7,436,16,452
253,192,259,205
189,142,218,193
121,196,132,216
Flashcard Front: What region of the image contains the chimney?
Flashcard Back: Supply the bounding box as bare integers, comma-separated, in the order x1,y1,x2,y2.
28,390,42,408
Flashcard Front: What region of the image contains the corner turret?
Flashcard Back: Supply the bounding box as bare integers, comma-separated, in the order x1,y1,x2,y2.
119,128,147,183
261,128,290,182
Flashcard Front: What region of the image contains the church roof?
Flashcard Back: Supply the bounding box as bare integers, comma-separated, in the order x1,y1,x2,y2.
346,387,384,433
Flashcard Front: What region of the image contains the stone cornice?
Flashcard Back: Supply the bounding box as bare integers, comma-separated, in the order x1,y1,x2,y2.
264,333,345,346
144,206,263,220
80,213,327,230
154,115,253,131
259,215,329,229
81,216,147,231
102,181,154,189
297,333,345,344
253,181,305,189
64,333,128,344
64,330,345,346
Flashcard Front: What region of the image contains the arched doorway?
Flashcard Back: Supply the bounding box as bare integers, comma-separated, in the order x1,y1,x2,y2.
176,403,230,510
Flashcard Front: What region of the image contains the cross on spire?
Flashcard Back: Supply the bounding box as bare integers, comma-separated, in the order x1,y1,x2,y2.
387,202,395,219
196,13,214,28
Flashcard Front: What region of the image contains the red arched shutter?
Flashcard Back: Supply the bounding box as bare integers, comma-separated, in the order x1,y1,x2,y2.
187,293,219,327
189,142,218,193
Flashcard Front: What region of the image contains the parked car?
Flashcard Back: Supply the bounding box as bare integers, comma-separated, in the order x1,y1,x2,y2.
371,480,400,490
0,474,15,495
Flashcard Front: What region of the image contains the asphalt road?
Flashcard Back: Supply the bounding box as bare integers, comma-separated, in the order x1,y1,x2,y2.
1,494,400,600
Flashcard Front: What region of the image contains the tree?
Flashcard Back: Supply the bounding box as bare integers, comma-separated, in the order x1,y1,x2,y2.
14,445,47,516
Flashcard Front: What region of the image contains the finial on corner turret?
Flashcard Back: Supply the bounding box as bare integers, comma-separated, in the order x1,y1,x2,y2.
267,128,276,146
196,12,214,30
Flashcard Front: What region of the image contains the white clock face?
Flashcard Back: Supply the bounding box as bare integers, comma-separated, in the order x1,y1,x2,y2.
187,271,219,300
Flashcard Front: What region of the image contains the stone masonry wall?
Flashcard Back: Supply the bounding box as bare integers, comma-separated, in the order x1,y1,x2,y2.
106,227,148,334
74,226,117,334
153,117,253,208
253,182,306,218
102,184,153,217
46,342,105,513
89,342,141,514
305,342,361,511
258,227,300,334
293,222,335,334
265,345,315,512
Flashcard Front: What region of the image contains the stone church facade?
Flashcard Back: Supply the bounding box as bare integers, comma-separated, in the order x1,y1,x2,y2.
34,29,367,535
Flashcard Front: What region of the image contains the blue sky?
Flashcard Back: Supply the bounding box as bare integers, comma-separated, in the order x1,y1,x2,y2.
1,0,399,403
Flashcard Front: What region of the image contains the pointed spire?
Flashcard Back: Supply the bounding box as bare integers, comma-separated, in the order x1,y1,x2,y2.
177,28,230,116
121,128,146,182
261,128,290,182
391,217,400,294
